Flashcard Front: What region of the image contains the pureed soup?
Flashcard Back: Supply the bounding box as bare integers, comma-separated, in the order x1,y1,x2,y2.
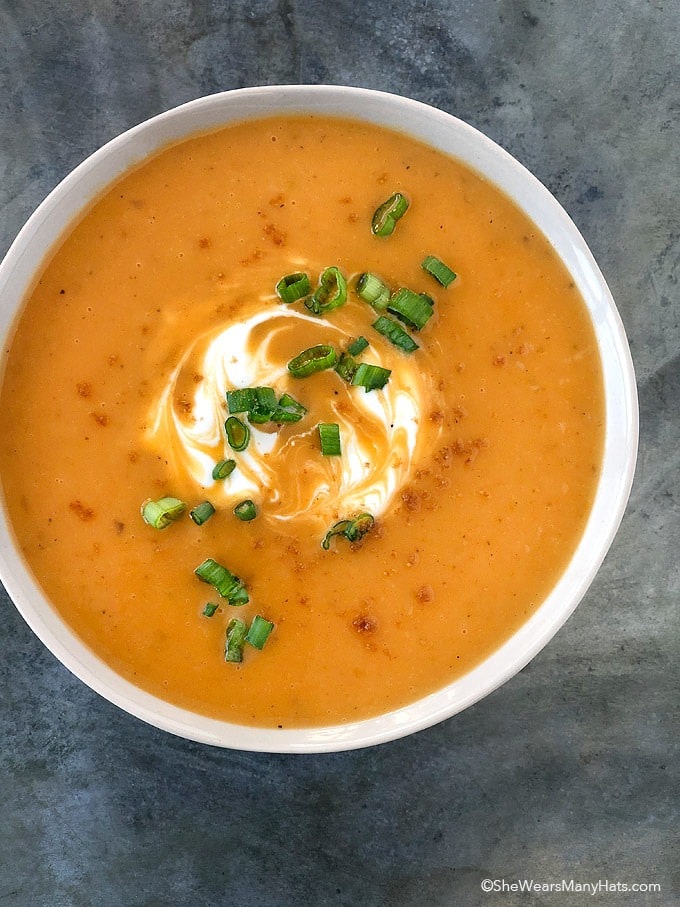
0,115,604,728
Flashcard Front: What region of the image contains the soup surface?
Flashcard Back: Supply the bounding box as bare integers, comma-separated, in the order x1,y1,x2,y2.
0,115,604,727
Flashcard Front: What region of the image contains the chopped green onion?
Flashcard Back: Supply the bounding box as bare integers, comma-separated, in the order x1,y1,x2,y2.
223,386,276,424
345,512,375,542
421,254,457,287
318,423,341,456
225,618,247,662
225,416,250,451
226,388,255,414
347,336,369,356
247,386,278,424
287,344,338,378
246,615,275,650
276,271,312,303
195,557,249,605
334,352,359,383
371,192,409,237
372,315,419,353
321,519,352,550
202,602,219,618
228,388,306,425
387,287,434,331
227,585,250,606
141,496,186,529
322,512,375,549
351,362,391,392
190,501,216,525
306,266,347,315
355,272,390,310
271,393,307,424
278,392,305,410
212,458,237,480
234,499,257,521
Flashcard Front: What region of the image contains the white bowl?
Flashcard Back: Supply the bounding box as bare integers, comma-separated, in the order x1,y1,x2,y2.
0,86,638,752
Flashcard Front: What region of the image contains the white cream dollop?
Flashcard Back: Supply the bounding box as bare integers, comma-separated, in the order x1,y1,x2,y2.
146,301,439,531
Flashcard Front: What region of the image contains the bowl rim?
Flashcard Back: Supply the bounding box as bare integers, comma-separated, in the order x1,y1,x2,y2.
0,84,638,752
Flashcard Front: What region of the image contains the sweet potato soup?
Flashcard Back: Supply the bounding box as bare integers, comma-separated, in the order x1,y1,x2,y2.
0,115,604,727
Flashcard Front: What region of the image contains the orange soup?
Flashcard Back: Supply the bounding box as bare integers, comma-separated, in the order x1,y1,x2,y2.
0,116,604,727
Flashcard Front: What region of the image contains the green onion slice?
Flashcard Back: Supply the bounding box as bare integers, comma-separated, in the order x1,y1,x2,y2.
234,499,257,521
195,557,249,605
355,272,390,310
228,585,250,606
141,496,186,529
421,254,457,287
190,501,216,526
212,458,237,480
246,615,275,650
306,266,347,315
228,388,306,425
371,192,409,237
276,271,312,304
318,422,341,456
202,602,219,618
345,512,375,542
347,336,369,356
321,519,352,550
334,352,359,383
372,315,419,353
225,416,250,451
322,512,375,549
287,344,338,378
226,387,255,414
387,287,434,331
247,386,278,424
224,386,276,424
271,392,307,423
351,362,391,392
225,618,247,662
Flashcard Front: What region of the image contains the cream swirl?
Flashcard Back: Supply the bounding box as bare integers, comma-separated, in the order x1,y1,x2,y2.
146,300,440,531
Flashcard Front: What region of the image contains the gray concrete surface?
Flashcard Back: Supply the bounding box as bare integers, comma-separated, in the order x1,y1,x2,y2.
0,1,677,905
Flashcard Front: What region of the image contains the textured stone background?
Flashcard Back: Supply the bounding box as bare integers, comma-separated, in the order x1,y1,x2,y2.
0,1,677,905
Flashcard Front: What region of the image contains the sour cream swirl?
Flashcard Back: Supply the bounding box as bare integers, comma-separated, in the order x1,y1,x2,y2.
147,300,440,531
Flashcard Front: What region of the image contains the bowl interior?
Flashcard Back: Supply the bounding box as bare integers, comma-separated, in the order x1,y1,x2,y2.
0,86,638,752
